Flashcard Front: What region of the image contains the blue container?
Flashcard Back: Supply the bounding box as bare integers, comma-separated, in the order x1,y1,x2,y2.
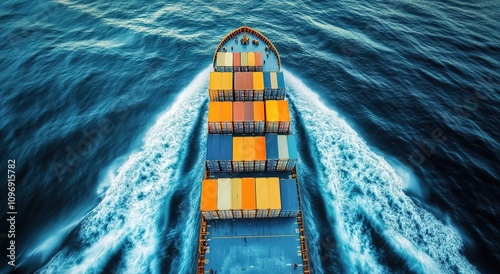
277,72,285,99
218,135,233,172
265,134,279,171
279,179,300,217
206,134,220,172
263,72,272,99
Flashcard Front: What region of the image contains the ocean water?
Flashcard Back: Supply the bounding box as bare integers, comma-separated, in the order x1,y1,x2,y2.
0,0,498,273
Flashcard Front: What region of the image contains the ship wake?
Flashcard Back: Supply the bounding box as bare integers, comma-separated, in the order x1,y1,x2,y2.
37,66,210,274
285,70,477,274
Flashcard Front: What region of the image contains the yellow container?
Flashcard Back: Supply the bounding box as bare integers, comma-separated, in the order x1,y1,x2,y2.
253,72,264,90
231,178,242,210
248,52,255,67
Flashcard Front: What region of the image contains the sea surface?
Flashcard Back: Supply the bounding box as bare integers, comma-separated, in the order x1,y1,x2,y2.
1,0,499,273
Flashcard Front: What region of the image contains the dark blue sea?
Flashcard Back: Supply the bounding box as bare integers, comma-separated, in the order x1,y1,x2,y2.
1,0,499,273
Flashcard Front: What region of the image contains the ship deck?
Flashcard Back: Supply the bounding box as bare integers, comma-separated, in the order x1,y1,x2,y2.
203,218,304,273
216,31,280,72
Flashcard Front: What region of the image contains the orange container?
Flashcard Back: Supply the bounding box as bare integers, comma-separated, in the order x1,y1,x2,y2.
241,178,256,210
233,52,241,67
255,52,263,67
233,137,244,161
278,101,290,122
234,72,245,90
221,102,233,133
254,101,264,121
254,136,266,161
200,179,217,211
243,137,255,161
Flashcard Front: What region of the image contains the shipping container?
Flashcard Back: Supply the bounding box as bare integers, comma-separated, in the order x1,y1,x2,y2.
233,102,244,133
218,135,233,172
241,52,248,71
225,52,233,70
276,71,286,99
221,102,233,133
279,179,300,217
217,178,232,219
232,137,244,172
208,102,221,133
209,72,233,101
216,52,225,70
206,134,220,172
255,52,263,71
256,178,269,218
263,72,272,100
244,72,254,101
277,100,290,134
254,136,267,171
253,72,264,100
268,178,281,218
248,52,255,71
209,72,219,101
234,72,245,101
201,179,219,220
286,135,298,171
277,135,289,171
265,134,279,171
241,178,256,218
243,137,256,172
222,72,233,100
265,100,279,133
234,72,253,101
233,52,241,72
254,101,265,133
244,102,254,133
231,178,242,218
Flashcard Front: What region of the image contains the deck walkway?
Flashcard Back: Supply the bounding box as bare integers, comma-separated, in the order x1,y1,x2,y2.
204,218,304,273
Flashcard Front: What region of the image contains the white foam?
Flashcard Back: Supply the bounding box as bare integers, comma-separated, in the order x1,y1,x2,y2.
38,65,211,273
285,70,477,274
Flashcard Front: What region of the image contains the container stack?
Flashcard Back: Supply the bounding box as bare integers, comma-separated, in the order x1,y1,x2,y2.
209,72,233,101
215,52,234,72
200,179,218,220
232,136,267,172
279,179,300,217
263,71,286,100
206,135,233,173
241,178,256,218
204,48,299,223
200,177,300,220
208,102,233,134
265,100,290,134
256,178,281,218
217,178,232,219
234,72,265,101
233,52,263,72
231,178,242,218
265,134,297,172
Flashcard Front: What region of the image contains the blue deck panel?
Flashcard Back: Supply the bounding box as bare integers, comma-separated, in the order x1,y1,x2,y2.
204,218,304,273
219,33,280,72
277,72,285,89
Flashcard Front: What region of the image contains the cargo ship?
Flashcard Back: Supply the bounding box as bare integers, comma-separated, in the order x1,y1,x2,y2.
197,26,310,273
